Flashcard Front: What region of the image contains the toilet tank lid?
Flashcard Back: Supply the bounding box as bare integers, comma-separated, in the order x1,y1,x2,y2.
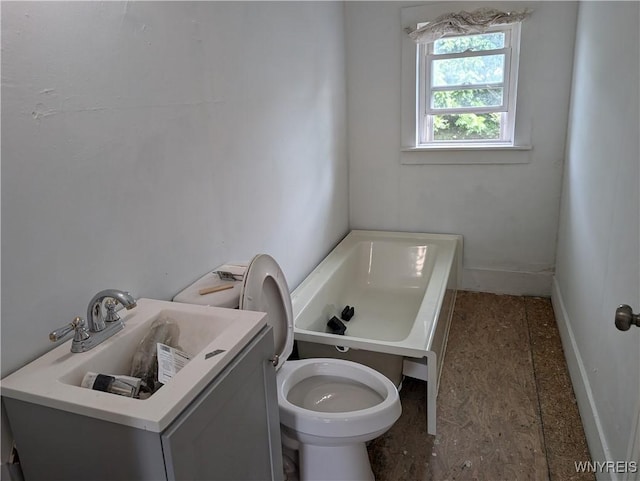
172,263,247,308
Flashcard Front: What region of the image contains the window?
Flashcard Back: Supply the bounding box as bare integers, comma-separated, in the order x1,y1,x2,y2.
417,24,521,147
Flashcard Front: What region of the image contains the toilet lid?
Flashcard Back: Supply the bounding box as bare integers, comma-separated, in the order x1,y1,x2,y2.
239,254,293,370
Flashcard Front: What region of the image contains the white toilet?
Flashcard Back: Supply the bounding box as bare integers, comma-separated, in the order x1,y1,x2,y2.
176,254,401,481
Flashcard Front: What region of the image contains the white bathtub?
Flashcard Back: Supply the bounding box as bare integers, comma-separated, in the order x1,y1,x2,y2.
291,230,462,434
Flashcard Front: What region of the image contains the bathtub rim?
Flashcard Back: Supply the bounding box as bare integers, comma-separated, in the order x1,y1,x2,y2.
291,230,463,359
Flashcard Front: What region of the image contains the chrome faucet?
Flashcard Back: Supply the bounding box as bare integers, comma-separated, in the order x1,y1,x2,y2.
87,289,137,332
49,289,137,353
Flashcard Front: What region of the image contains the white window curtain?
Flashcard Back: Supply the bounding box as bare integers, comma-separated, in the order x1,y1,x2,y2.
406,8,531,44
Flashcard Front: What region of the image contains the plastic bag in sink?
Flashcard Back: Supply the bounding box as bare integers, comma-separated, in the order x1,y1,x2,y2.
129,315,180,396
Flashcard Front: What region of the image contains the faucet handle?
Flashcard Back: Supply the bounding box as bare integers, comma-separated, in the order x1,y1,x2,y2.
49,317,90,343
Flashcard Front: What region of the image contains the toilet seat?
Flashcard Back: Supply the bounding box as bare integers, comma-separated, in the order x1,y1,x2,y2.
240,254,293,371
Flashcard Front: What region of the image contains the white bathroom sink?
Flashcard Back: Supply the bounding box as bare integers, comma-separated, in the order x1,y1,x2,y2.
1,298,266,432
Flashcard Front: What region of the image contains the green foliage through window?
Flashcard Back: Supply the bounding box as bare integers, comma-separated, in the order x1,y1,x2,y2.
432,54,505,87
433,32,505,55
432,88,503,109
433,113,502,141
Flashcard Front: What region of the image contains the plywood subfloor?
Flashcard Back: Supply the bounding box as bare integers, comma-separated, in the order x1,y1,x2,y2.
368,291,593,481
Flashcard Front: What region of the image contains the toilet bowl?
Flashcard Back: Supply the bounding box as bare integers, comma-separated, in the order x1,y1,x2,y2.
278,358,402,480
174,254,401,481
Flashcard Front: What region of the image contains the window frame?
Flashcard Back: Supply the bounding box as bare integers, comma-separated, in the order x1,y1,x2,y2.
416,24,522,147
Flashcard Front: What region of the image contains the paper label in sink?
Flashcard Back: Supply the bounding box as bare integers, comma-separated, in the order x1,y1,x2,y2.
157,343,191,385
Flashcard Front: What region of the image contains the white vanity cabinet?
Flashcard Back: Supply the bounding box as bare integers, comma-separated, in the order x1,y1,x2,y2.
3,326,284,481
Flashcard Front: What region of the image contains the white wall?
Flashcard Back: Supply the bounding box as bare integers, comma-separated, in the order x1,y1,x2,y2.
345,1,578,295
1,1,348,376
554,1,639,471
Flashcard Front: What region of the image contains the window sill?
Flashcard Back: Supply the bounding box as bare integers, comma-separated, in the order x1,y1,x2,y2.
402,144,532,152
400,144,533,165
